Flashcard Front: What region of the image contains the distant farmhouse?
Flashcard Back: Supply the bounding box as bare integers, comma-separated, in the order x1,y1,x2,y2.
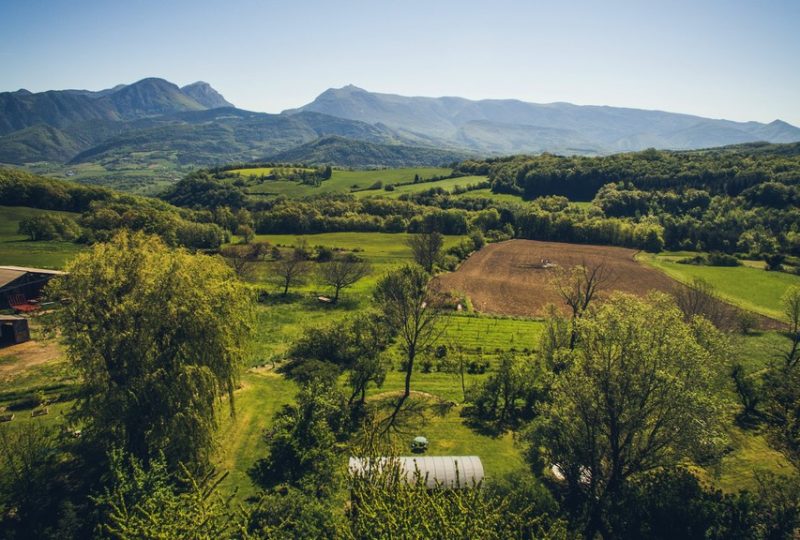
0,266,65,312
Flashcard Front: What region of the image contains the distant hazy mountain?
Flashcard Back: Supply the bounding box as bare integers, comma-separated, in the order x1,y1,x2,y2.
181,81,234,109
0,78,221,136
287,85,800,154
0,79,472,173
267,135,470,168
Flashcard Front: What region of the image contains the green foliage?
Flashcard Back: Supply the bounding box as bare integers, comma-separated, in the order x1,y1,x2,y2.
47,231,254,470
246,486,341,539
347,457,568,539
249,381,346,498
94,450,244,540
464,353,544,429
528,293,731,536
18,213,81,241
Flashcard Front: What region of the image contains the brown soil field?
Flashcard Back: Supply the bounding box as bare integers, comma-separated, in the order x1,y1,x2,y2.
436,239,677,317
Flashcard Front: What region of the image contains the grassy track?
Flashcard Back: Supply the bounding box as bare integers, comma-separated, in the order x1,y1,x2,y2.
639,252,800,320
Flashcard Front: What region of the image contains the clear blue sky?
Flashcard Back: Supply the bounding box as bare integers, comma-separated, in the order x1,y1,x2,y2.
1,0,799,125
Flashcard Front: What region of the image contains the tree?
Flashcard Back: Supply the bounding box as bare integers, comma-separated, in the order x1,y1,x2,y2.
18,214,81,241
317,254,370,303
373,265,444,432
272,249,311,296
348,455,567,539
407,231,444,273
236,224,255,244
762,287,800,465
551,260,613,348
47,231,253,470
249,381,346,498
220,243,265,280
672,278,736,330
93,451,243,540
528,293,728,538
782,286,800,368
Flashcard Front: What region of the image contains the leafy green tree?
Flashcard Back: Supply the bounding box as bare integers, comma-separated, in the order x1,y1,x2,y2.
249,381,346,498
407,231,444,273
18,214,82,241
246,486,341,539
373,265,443,432
528,293,729,538
763,287,800,465
94,451,244,540
47,231,253,470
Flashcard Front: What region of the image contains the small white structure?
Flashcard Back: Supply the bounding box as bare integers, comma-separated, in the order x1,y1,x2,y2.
348,456,484,489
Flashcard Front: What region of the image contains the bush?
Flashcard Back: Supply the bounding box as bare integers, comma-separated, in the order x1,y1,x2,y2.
707,251,741,266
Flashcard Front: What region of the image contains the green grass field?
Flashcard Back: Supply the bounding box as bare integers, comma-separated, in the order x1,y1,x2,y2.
0,206,84,268
639,251,800,320
356,176,489,199
242,167,452,198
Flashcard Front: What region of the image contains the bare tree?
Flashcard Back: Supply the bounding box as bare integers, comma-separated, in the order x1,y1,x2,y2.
782,286,800,368
551,260,614,348
220,243,265,280
318,254,370,303
374,265,445,433
272,251,311,296
407,232,444,274
672,278,736,330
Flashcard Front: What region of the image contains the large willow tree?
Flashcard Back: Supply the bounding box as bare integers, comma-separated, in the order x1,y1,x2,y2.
48,231,253,470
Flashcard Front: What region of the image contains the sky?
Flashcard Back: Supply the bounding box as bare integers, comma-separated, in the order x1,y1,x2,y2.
1,0,799,125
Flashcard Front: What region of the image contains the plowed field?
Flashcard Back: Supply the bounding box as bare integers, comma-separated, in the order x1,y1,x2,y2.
436,240,676,317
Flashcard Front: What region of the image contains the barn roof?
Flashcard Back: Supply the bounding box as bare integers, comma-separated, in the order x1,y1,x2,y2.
348,456,484,489
0,266,65,289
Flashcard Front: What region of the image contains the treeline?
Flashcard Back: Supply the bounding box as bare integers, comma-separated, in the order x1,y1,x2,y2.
2,168,227,249
457,144,800,201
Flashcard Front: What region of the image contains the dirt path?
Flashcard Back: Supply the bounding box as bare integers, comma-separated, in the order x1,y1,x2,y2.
0,340,61,380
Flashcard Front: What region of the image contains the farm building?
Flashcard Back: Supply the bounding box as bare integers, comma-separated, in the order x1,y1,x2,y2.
348,456,485,489
0,266,64,311
0,315,30,346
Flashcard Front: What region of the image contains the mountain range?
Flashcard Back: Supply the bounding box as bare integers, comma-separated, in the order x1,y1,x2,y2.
287,85,800,154
1,78,799,186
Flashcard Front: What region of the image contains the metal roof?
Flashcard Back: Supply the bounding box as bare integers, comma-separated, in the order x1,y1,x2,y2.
349,456,484,489
0,266,65,289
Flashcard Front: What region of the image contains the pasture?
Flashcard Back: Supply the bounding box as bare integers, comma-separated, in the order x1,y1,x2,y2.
356,175,489,199
0,206,84,268
640,251,800,321
242,167,453,198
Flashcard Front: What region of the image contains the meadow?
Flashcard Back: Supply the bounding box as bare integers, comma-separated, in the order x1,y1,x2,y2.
0,206,84,268
240,167,454,198
639,251,800,320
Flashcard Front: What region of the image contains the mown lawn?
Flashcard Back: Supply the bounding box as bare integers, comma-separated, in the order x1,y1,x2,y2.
639,251,800,320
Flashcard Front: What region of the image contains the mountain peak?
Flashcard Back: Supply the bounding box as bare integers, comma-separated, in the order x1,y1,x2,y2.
181,81,234,109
